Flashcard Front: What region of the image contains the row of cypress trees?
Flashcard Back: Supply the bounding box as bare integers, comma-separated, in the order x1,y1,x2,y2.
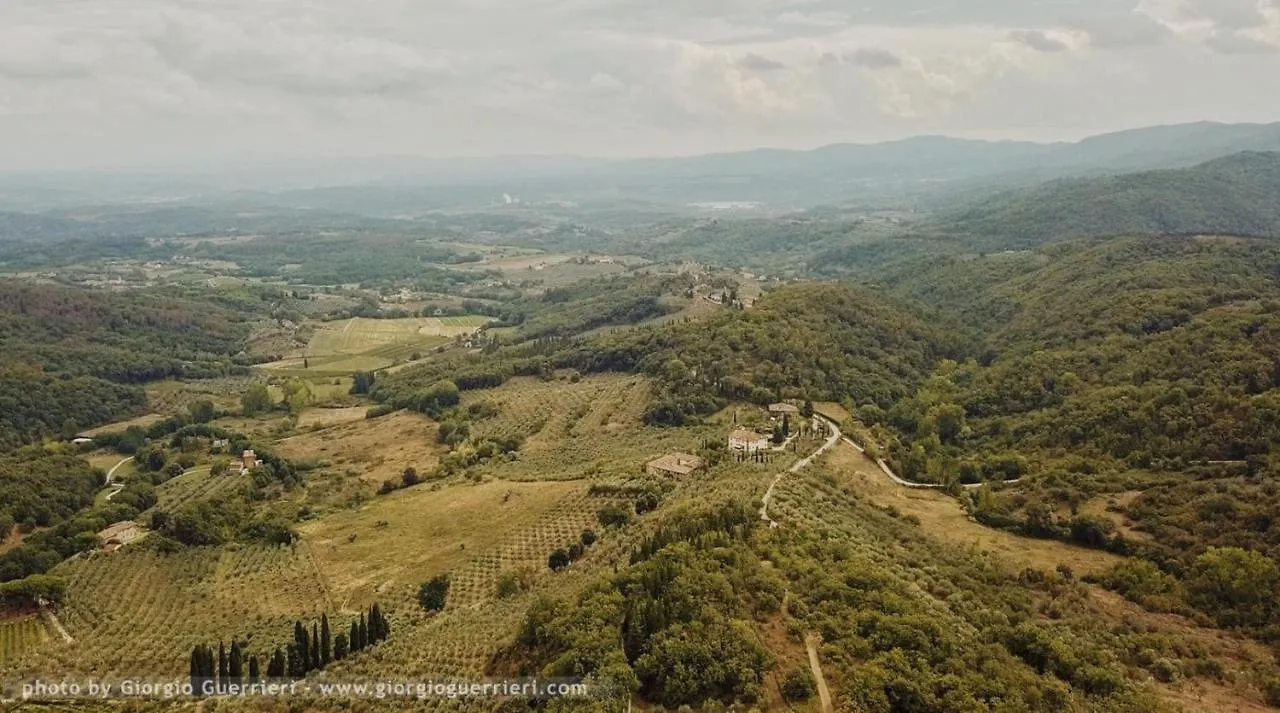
189,603,389,689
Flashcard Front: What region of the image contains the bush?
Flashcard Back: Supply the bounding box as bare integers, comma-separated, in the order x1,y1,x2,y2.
580,529,597,547
548,549,571,571
780,666,815,702
598,505,632,529
418,574,450,612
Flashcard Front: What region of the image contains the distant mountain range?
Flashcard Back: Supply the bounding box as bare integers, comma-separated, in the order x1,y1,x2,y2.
1,120,1279,221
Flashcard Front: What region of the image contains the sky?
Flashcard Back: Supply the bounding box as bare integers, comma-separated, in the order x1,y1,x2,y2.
1,0,1278,169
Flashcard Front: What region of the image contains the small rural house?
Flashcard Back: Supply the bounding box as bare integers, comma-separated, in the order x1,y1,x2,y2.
98,521,144,552
729,428,770,453
240,449,263,475
768,402,799,417
646,453,706,478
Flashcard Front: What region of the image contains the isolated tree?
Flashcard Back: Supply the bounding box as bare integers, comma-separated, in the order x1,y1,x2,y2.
350,371,376,395
402,467,420,487
241,383,273,416
580,529,597,547
782,413,791,437
548,548,571,571
189,400,217,424
419,575,451,613
320,614,332,666
283,378,314,416
568,542,585,560
349,621,361,653
358,613,369,651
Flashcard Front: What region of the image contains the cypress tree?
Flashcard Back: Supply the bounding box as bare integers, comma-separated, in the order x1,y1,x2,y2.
287,644,303,678
217,641,228,683
189,645,203,691
248,654,261,683
349,621,360,653
334,632,349,660
320,614,332,667
267,647,284,678
368,604,381,643
229,640,243,681
357,613,368,651
310,623,321,671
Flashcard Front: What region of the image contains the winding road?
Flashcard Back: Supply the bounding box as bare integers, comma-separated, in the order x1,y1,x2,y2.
840,436,1019,490
759,415,843,526
101,455,134,502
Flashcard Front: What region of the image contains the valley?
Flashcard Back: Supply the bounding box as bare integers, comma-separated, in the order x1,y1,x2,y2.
1,139,1280,713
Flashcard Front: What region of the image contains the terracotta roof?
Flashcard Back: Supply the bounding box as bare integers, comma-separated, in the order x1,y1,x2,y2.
97,521,140,541
646,453,705,475
730,428,767,443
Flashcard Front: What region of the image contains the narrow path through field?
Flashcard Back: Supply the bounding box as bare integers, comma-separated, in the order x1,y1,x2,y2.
37,598,73,644
805,633,833,713
100,455,134,502
760,415,842,526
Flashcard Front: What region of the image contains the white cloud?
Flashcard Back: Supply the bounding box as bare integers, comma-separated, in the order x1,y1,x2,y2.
0,0,1276,167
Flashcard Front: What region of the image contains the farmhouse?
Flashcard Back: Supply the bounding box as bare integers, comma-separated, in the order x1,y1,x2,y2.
240,449,263,475
729,428,769,453
646,453,706,478
768,402,799,417
97,521,144,552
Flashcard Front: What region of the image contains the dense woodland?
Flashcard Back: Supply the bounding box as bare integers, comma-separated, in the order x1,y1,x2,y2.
0,281,264,448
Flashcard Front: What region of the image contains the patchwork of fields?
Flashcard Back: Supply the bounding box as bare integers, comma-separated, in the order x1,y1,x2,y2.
261,316,490,376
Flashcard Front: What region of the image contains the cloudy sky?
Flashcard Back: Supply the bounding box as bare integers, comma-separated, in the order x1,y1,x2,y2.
1,0,1278,168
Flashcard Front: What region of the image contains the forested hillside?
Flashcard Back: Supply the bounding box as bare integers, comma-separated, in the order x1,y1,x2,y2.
930,152,1280,248
864,235,1280,640
0,281,256,448
377,283,961,425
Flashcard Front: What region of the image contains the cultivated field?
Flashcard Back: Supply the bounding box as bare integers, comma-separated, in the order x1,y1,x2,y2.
299,479,590,610
275,410,443,486
0,616,47,665
261,316,490,375
5,545,330,679
459,375,710,482
77,413,165,438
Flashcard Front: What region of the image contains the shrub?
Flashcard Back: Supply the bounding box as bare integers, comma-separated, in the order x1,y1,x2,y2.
780,666,815,702
598,506,632,529
548,549,571,571
418,574,450,612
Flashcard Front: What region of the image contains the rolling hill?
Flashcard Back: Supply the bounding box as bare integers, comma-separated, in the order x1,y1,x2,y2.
930,151,1280,248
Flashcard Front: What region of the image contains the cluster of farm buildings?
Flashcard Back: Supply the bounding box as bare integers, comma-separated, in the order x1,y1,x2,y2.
645,402,810,478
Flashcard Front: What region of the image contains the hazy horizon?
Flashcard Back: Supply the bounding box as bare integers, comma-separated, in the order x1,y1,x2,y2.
4,0,1279,171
